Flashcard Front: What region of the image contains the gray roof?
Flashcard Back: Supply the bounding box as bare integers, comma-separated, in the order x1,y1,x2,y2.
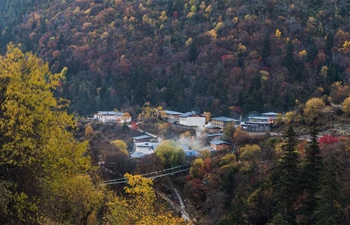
97,111,118,115
207,133,224,137
97,111,125,116
205,125,222,129
249,116,271,121
180,112,196,117
212,116,238,122
162,110,183,115
261,112,278,116
185,150,201,157
210,140,231,145
132,135,151,140
135,142,160,148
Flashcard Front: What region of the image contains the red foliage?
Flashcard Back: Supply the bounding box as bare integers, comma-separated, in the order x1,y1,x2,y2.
173,11,178,18
318,135,339,145
230,106,242,114
203,158,212,172
130,122,138,130
221,54,231,61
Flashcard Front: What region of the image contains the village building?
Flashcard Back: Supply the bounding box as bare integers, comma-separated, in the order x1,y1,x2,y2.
211,116,239,129
204,125,222,133
132,135,152,143
133,142,160,155
241,121,271,132
261,112,279,118
207,133,224,141
179,112,206,128
131,134,159,158
160,110,183,123
94,111,131,123
242,112,278,132
210,140,232,151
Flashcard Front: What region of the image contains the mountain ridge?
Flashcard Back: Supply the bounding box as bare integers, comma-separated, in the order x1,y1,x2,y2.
1,0,350,116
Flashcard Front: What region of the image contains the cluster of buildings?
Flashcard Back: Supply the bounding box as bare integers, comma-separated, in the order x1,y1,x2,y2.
93,111,132,123
93,110,279,159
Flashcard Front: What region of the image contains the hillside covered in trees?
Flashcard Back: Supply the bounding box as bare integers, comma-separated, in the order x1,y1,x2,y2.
1,0,350,116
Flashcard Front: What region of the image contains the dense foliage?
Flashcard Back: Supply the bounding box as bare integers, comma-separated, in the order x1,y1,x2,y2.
1,0,350,116
181,121,350,224
0,45,185,224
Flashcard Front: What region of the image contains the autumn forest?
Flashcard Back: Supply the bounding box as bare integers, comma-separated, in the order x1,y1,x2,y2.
1,0,350,224
1,0,350,116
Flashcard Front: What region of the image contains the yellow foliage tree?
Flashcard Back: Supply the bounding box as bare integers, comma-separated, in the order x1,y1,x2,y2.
239,144,261,161
220,153,236,166
111,139,129,156
342,97,350,115
207,29,217,40
190,158,204,177
341,40,350,52
304,97,326,117
275,29,282,39
104,174,186,225
298,50,307,58
237,43,247,56
0,44,103,223
85,124,93,136
320,65,328,77
155,140,185,168
159,11,168,22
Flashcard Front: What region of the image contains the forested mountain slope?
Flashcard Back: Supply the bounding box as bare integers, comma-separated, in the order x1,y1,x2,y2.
1,0,350,116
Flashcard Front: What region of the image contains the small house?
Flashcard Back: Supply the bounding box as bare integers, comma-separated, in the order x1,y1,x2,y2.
242,121,271,132
207,133,224,141
94,111,131,123
205,125,222,133
210,140,232,151
132,135,152,143
179,112,206,128
211,117,239,129
160,110,183,123
134,142,159,155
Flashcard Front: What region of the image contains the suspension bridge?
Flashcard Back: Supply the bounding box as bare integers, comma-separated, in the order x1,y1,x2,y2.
102,164,191,185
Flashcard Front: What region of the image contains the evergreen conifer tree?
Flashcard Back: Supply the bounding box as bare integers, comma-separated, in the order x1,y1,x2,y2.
262,33,271,65
270,126,300,225
314,153,343,224
299,117,323,225
282,40,295,82
189,39,197,64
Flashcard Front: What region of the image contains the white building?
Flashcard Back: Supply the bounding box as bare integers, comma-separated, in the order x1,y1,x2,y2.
94,111,131,123
131,142,160,158
179,112,206,128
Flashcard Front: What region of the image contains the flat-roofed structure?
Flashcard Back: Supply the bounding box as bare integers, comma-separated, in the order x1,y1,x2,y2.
207,133,224,141
261,112,279,118
132,135,152,143
211,116,239,129
160,110,183,123
179,112,206,128
94,111,131,123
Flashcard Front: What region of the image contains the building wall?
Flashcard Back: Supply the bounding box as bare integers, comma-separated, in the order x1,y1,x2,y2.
167,115,180,123
102,115,117,123
95,114,131,123
117,116,131,123
211,120,225,128
179,117,206,127
211,143,231,151
135,146,154,154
